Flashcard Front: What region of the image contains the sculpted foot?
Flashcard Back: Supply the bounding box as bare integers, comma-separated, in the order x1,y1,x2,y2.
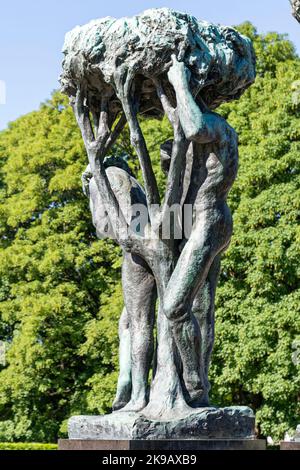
112,382,132,411
183,372,209,408
186,388,209,408
119,397,147,413
112,398,130,411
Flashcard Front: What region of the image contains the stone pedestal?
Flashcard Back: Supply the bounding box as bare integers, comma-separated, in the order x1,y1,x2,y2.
59,438,266,451
280,441,300,450
67,406,255,441
61,406,265,451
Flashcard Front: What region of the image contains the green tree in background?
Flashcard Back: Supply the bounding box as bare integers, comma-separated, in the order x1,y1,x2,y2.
0,92,171,441
0,24,299,442
0,96,123,441
210,24,300,440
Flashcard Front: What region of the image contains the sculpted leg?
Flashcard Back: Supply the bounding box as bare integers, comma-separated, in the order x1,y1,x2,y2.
191,255,221,404
121,253,156,412
112,306,132,411
170,311,204,406
164,208,231,405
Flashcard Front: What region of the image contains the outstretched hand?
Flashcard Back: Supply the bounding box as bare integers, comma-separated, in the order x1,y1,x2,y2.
167,54,191,89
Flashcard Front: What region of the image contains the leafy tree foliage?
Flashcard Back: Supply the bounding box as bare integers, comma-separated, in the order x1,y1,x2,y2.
210,25,300,440
236,22,296,76
0,96,123,441
0,24,299,441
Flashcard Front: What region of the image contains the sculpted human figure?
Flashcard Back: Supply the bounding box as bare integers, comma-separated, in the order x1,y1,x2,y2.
61,9,256,430
82,146,219,410
161,138,221,407
158,55,239,405
82,141,222,410
82,159,156,411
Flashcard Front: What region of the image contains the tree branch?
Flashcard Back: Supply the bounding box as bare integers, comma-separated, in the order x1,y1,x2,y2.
98,96,110,141
114,67,161,225
103,113,127,155
162,126,189,210
154,78,176,125
71,87,143,252
154,79,189,230
71,88,95,146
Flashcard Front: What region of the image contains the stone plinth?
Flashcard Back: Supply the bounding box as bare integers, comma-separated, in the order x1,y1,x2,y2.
68,407,255,441
59,438,266,451
280,441,300,450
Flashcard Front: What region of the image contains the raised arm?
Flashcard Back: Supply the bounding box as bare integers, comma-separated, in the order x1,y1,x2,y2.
114,66,161,225
167,55,221,144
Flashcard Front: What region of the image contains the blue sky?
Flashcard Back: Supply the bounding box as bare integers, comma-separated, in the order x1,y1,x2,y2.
0,0,298,130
